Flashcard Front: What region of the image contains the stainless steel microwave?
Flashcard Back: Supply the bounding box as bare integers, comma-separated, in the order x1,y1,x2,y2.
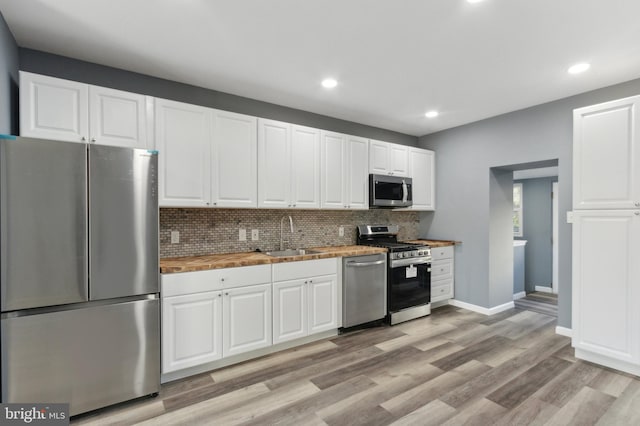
369,174,413,208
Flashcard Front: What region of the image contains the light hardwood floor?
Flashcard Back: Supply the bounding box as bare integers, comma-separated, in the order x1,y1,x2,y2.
72,305,640,425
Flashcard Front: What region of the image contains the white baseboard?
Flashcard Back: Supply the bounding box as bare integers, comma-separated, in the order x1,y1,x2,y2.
448,299,514,316
555,326,572,338
513,291,526,300
535,286,553,293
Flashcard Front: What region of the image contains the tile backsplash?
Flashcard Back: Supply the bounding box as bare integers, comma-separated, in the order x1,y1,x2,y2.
160,208,420,258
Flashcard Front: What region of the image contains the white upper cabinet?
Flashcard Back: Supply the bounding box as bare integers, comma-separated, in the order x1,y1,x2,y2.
345,135,369,209
369,139,409,176
320,132,369,209
212,110,258,208
20,72,89,142
20,71,150,148
320,131,347,209
291,125,321,208
407,147,435,211
89,86,151,149
258,119,320,209
155,98,212,207
574,96,640,210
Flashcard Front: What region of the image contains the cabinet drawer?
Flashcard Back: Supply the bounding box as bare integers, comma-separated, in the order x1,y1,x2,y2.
273,258,337,282
431,245,453,261
162,264,271,296
162,270,223,297
431,279,453,302
431,259,453,280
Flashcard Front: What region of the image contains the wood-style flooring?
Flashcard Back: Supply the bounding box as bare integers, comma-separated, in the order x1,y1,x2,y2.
72,304,640,425
514,291,558,317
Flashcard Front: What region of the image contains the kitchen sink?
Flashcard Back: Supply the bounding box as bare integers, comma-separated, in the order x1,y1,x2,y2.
265,249,323,257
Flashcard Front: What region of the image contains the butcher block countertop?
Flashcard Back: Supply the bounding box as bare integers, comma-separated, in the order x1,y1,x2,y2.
406,239,459,247
160,245,388,274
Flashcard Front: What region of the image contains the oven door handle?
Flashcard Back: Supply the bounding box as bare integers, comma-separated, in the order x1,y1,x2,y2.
390,258,431,268
346,260,386,267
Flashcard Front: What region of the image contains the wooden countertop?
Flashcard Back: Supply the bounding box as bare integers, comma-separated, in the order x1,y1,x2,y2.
160,245,388,274
406,239,459,248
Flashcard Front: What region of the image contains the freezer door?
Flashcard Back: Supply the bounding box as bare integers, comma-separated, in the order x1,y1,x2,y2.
0,138,88,311
89,145,159,300
1,298,160,416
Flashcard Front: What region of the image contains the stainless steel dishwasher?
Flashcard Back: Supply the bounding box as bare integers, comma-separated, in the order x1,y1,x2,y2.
342,253,387,328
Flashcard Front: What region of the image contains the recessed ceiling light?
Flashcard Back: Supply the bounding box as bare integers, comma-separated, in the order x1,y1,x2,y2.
568,63,590,74
321,78,338,89
425,111,439,118
467,0,485,3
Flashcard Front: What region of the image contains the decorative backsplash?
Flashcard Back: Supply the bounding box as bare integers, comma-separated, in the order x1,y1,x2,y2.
160,208,420,258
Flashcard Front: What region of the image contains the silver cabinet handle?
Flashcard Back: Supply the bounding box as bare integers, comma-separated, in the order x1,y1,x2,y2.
91,138,96,142
221,278,225,282
635,202,640,207
81,136,86,141
635,211,640,216
225,292,229,296
346,260,386,267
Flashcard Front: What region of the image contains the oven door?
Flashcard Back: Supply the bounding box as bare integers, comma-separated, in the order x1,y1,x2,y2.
388,260,431,313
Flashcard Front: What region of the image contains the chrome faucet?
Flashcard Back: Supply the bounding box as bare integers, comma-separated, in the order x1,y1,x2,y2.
280,215,294,250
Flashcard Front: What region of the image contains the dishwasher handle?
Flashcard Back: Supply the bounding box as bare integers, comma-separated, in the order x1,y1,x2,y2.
346,259,386,267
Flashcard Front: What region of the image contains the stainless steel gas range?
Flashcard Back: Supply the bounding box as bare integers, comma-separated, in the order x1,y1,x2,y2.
357,225,432,325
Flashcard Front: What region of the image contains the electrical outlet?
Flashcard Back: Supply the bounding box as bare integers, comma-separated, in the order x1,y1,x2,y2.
339,226,344,237
170,231,180,244
566,211,574,224
239,228,247,241
251,229,259,241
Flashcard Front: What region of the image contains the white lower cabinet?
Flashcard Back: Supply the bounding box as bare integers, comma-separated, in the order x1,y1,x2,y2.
162,291,223,373
162,261,340,376
430,246,455,303
223,283,272,357
272,259,339,344
572,210,640,369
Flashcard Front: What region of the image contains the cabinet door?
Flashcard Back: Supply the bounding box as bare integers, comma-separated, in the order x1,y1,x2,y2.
408,148,435,210
574,97,640,209
20,71,89,142
162,291,223,373
572,211,640,364
389,144,409,176
258,119,291,208
308,275,338,334
369,139,389,174
291,125,320,208
346,135,369,209
223,284,272,357
155,98,212,207
273,279,307,344
320,131,346,209
89,86,149,149
212,110,257,207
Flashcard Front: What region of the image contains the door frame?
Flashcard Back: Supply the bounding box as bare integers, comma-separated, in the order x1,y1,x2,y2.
552,181,559,294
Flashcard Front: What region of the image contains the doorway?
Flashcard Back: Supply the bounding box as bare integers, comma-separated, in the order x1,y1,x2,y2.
512,166,558,298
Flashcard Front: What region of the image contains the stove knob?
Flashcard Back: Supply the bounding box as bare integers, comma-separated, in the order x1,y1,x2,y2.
397,253,404,259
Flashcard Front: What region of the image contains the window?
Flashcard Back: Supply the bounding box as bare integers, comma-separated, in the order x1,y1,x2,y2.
513,183,523,237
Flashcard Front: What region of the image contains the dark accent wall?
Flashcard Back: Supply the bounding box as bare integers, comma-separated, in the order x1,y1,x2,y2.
419,76,640,329
19,48,417,146
515,176,558,292
0,12,18,134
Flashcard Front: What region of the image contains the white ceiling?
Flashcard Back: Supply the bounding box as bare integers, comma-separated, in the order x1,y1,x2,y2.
2,0,640,137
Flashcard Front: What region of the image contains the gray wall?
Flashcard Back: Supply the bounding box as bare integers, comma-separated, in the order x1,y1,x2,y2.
419,77,640,329
489,169,515,307
19,49,417,147
516,176,558,292
0,12,18,134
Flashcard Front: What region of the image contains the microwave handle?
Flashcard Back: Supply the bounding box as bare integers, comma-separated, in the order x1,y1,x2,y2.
402,179,408,203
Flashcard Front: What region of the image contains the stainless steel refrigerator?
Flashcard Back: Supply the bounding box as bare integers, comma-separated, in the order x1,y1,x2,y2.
0,136,160,416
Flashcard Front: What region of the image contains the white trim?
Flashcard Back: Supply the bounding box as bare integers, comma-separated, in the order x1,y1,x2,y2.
575,348,640,377
552,181,559,294
555,326,572,338
448,299,514,316
513,182,523,237
513,291,526,300
535,285,553,293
